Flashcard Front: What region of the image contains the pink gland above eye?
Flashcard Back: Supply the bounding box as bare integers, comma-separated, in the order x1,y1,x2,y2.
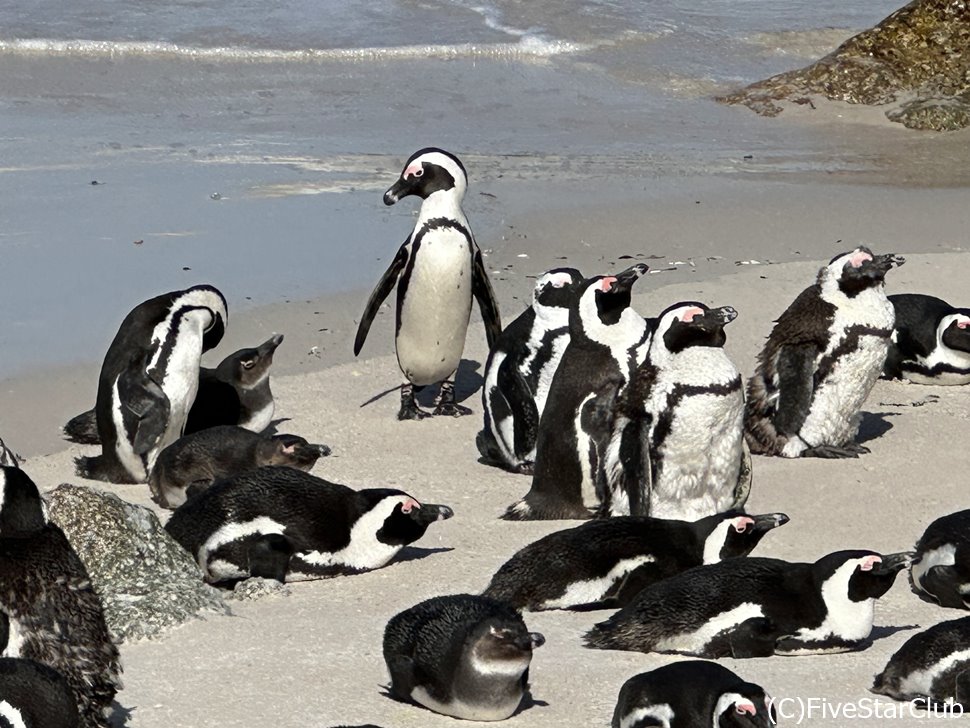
848,250,873,268
736,702,756,716
404,163,423,179
401,497,422,513
599,276,617,292
735,516,754,532
859,555,882,571
957,318,970,329
681,306,704,322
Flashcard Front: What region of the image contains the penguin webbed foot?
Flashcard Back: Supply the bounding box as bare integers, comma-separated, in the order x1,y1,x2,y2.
398,383,432,420
433,401,473,417
802,442,869,459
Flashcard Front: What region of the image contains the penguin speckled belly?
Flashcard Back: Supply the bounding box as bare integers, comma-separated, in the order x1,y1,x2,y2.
909,509,970,609
0,467,121,728
744,247,904,459
477,268,584,474
0,657,80,728
872,616,970,708
584,549,910,658
483,511,788,611
883,293,970,385
383,594,544,721
603,301,749,521
353,148,502,420
149,425,331,509
164,465,453,584
503,265,651,521
612,660,775,728
75,284,228,483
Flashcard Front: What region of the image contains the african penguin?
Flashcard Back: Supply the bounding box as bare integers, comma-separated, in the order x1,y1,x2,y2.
0,440,17,469
872,615,970,708
0,657,80,728
909,509,970,609
0,466,121,728
612,660,775,728
164,465,453,585
602,301,750,520
383,594,544,721
75,284,228,483
477,267,584,474
483,511,789,611
883,293,970,385
503,265,651,520
584,549,911,658
744,247,904,458
148,425,331,509
353,148,502,420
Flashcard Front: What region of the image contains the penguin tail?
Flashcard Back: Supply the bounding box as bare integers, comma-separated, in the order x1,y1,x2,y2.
501,498,535,521
501,494,592,521
74,454,135,484
582,621,621,650
63,408,101,445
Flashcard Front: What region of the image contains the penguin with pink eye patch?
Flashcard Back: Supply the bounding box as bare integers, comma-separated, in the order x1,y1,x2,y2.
601,301,749,521
164,466,453,585
883,293,970,385
612,660,775,728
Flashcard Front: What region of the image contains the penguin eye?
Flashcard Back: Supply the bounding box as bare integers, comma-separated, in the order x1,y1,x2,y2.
412,167,424,178
241,360,255,370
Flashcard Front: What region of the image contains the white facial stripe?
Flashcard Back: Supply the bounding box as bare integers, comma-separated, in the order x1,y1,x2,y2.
299,494,410,571
620,704,674,728
703,519,735,564
0,701,26,728
796,557,877,644
911,544,956,596
408,151,466,188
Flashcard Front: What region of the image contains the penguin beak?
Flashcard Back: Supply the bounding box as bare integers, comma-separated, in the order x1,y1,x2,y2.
751,513,790,533
694,306,738,330
258,333,285,357
857,253,905,279
410,503,454,525
870,551,914,575
315,444,332,458
609,264,650,292
513,632,545,650
383,177,413,206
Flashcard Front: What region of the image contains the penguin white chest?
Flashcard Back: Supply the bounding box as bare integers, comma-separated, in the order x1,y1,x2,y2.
396,230,473,386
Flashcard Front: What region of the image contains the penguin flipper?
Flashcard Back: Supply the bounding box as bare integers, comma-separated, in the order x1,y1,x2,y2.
118,357,171,455
354,244,409,356
497,354,540,460
772,342,819,437
386,654,421,698
472,247,502,349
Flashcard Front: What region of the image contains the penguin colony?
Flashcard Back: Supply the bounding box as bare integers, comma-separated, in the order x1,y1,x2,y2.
4,147,970,722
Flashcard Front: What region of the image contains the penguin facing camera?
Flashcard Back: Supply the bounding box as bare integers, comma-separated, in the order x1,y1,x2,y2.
0,657,80,728
883,293,970,385
909,508,970,609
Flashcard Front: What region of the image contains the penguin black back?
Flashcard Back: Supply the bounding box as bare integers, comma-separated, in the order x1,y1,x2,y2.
0,658,80,728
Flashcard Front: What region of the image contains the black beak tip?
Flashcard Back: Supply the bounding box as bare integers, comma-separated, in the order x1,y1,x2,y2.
530,632,545,648
383,190,398,206
317,444,332,457
437,505,455,521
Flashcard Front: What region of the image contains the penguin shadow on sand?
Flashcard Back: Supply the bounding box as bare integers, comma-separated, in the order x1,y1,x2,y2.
359,359,484,412
856,411,898,446
377,685,548,717
391,544,455,564
868,623,920,645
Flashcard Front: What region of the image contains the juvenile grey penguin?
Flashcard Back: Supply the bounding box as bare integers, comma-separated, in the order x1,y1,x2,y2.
872,616,970,708
0,467,121,728
612,660,775,728
745,247,904,458
0,657,80,728
477,268,584,474
148,425,331,509
909,509,970,609
75,284,228,483
585,549,911,657
165,466,453,585
503,265,651,521
883,293,970,384
483,511,788,611
602,301,750,520
383,594,544,721
354,148,502,420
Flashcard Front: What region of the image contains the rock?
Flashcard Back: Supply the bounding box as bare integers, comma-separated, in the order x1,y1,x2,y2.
719,0,970,130
227,577,292,601
46,483,228,642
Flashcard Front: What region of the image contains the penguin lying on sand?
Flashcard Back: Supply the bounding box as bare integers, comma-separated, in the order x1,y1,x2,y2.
483,511,789,611
354,148,502,420
883,294,970,385
585,549,911,657
75,284,228,483
909,508,970,609
165,466,453,585
0,467,121,728
477,268,584,474
602,301,750,520
503,265,651,521
0,657,80,728
612,660,775,728
149,425,331,509
745,247,904,458
383,594,544,721
64,333,281,444
872,616,970,708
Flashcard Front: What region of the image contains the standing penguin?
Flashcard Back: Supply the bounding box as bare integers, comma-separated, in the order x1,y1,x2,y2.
0,466,121,728
745,247,904,458
75,284,228,483
612,661,775,728
602,301,750,520
383,594,544,721
477,268,584,474
584,549,911,657
483,511,789,611
503,265,651,521
0,658,80,728
883,293,970,385
909,509,970,609
354,148,502,420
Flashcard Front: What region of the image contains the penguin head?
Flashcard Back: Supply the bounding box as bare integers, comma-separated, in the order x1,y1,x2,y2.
573,264,649,341
0,466,49,539
940,311,970,354
467,616,544,673
699,512,790,564
217,333,284,388
361,489,454,547
714,686,776,727
383,148,467,206
178,284,228,352
264,434,331,471
533,268,584,309
814,550,912,603
654,301,737,355
823,247,905,298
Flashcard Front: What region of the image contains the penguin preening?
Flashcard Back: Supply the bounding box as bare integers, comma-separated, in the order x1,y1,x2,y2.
601,301,750,521
477,267,584,474
483,511,789,611
503,265,651,521
74,284,228,483
584,550,911,658
354,148,502,420
883,293,970,385
909,509,970,609
744,247,904,458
